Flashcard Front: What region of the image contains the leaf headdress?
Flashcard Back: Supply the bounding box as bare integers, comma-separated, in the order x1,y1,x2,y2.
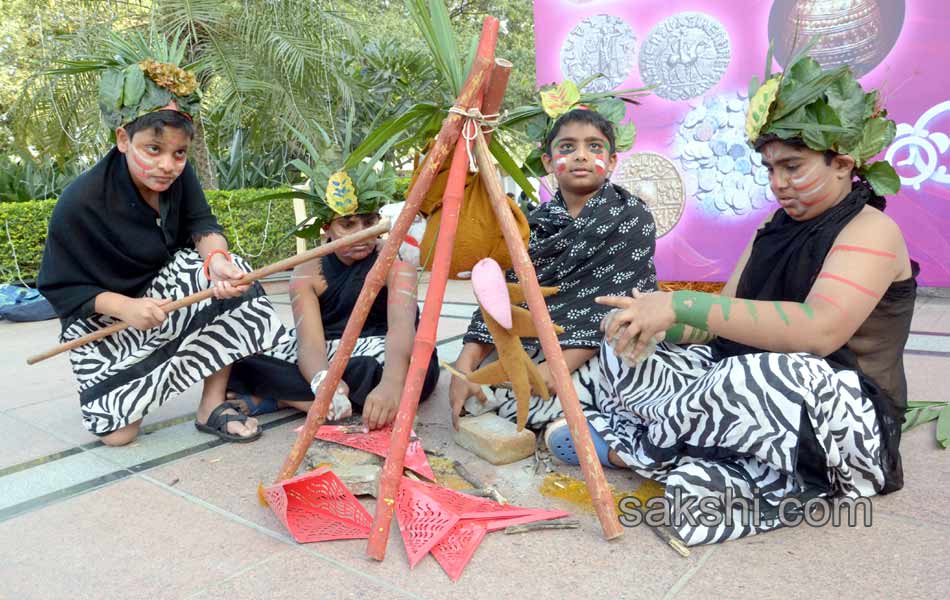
746,45,899,196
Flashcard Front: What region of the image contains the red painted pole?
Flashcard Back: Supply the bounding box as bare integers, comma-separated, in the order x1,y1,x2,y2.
365,16,500,562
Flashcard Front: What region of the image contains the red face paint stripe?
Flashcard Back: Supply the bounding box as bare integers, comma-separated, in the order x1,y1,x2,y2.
130,150,154,173
818,272,878,298
811,293,844,311
830,245,897,259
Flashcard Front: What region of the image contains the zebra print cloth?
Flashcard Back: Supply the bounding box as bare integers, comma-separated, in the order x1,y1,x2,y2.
588,341,883,546
63,249,288,435
464,348,599,429
262,329,387,367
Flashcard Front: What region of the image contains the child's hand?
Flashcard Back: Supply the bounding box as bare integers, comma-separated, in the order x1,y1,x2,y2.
449,368,488,431
363,381,401,430
120,297,172,330
209,255,250,299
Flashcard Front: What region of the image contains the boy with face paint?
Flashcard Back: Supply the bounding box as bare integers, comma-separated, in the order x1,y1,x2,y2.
449,108,658,434
566,57,916,547
225,209,441,431
38,60,291,446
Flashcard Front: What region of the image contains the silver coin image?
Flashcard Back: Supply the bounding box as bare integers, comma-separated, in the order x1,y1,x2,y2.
560,14,638,93
638,12,731,101
613,153,685,238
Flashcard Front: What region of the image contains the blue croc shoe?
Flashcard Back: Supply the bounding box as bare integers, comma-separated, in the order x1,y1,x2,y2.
544,418,616,468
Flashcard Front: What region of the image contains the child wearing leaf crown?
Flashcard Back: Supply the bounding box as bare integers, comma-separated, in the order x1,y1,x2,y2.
38,55,290,445
226,181,440,431
448,107,657,432
566,55,917,547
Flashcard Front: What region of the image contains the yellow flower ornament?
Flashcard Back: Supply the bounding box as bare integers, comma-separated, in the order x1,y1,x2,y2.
746,77,781,144
539,80,581,119
325,171,359,216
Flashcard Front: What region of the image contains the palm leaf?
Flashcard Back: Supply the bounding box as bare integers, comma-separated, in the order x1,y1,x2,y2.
489,137,537,202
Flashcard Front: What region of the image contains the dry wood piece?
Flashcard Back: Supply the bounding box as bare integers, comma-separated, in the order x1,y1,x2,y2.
649,525,691,558
452,459,485,489
503,519,581,535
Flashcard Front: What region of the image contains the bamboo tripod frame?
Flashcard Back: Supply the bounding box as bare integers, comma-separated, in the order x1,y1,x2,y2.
277,17,623,560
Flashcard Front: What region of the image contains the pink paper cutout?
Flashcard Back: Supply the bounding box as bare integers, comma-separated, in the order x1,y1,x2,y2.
472,258,512,329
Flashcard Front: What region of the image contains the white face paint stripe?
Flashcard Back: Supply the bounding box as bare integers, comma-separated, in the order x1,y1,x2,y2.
798,179,827,199
789,164,818,186
594,158,606,170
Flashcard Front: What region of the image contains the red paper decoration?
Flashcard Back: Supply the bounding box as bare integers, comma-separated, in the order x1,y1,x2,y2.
264,467,372,543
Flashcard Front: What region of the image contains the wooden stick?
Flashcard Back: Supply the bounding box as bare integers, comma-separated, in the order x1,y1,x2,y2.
471,128,624,541
26,220,391,365
275,20,498,491
504,519,581,534
481,58,511,146
366,20,499,561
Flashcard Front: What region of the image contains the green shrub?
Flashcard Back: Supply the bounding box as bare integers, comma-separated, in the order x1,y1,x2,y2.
0,189,301,283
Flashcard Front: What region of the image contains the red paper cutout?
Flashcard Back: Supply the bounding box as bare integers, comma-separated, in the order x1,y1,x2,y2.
395,479,460,568
431,521,487,582
300,425,436,481
264,467,373,543
395,477,571,580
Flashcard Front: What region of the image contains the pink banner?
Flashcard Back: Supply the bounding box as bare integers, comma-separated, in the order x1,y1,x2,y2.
532,0,950,285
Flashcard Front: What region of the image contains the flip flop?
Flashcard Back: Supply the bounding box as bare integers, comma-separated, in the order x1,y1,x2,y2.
195,401,262,443
544,418,616,468
229,391,280,416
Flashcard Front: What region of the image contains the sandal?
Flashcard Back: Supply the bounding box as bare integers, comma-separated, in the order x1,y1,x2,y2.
195,401,263,443
229,391,280,417
544,418,616,468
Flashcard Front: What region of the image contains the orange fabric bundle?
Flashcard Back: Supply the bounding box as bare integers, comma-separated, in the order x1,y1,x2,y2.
408,159,530,278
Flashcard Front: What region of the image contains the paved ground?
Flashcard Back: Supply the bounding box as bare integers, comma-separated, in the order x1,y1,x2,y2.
1,279,948,600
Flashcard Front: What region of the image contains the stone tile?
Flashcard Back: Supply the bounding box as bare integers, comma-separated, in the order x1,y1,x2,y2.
910,302,950,333
7,394,99,446
0,320,75,411
188,546,418,600
435,316,471,343
904,354,950,405
0,450,120,512
0,414,75,471
871,420,950,527
671,511,950,600
0,477,288,600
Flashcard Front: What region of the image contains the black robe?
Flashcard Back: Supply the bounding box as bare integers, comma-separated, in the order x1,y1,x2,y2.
38,148,222,327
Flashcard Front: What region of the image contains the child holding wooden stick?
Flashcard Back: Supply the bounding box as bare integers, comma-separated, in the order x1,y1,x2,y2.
37,54,290,445
227,174,440,430
449,108,657,432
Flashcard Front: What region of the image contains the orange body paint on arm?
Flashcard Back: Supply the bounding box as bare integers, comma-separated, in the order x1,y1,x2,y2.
829,244,897,259
817,272,878,298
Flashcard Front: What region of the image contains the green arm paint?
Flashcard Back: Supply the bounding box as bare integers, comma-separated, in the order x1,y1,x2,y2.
773,301,791,326
672,291,733,330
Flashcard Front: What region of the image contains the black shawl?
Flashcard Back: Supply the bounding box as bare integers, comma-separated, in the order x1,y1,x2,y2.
465,182,657,351
37,147,222,327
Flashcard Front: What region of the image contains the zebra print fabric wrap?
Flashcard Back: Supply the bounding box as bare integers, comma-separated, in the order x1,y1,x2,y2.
589,340,883,546
62,250,289,435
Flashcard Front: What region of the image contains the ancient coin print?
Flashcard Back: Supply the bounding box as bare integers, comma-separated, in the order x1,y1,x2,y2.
639,12,731,101
560,14,638,93
613,153,685,237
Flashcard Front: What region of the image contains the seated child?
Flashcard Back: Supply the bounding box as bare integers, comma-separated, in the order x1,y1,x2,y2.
38,58,289,445
448,108,658,431
228,188,440,430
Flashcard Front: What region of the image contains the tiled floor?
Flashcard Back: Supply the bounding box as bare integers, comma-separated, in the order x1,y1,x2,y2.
1,280,948,599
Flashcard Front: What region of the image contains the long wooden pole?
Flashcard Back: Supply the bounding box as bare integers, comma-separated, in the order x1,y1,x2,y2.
26,220,391,365
274,18,499,485
472,128,624,541
365,19,499,562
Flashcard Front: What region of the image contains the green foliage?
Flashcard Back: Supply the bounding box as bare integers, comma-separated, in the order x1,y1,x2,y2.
0,189,300,283
903,401,950,449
